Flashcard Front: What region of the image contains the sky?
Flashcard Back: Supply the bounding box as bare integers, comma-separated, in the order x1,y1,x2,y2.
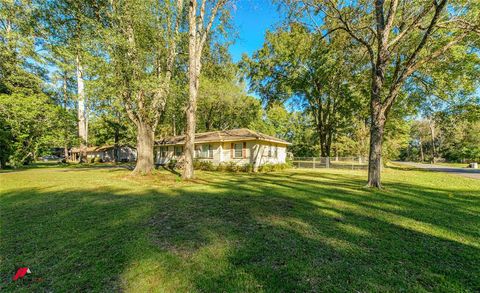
228,1,282,62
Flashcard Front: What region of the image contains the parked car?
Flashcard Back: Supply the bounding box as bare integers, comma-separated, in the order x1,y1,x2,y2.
42,155,61,162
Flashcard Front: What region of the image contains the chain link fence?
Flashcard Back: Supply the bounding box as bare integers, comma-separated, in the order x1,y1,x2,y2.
292,157,368,170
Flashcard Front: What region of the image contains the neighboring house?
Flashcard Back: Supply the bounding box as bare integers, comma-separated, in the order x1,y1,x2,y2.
70,145,137,162
154,128,291,167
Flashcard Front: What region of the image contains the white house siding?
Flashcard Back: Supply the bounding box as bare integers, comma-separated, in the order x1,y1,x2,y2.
86,147,137,162
155,140,287,166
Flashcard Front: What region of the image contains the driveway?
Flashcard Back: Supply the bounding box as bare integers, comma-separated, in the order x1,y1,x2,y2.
396,161,480,180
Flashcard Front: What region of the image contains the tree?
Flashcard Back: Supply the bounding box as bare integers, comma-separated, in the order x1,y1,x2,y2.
286,0,480,187
0,0,64,167
183,0,231,179
36,0,101,162
435,101,480,162
103,0,184,174
244,24,365,157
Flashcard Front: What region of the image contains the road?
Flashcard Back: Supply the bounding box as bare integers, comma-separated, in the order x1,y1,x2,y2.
396,161,480,180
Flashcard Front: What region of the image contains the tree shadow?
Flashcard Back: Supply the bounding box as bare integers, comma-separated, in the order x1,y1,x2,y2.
156,165,181,177
0,170,479,292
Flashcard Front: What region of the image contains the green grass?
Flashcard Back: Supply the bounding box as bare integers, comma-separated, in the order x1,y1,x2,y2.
434,162,471,168
1,166,479,292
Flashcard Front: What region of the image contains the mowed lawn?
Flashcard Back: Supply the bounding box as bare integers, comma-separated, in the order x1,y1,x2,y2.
1,165,479,292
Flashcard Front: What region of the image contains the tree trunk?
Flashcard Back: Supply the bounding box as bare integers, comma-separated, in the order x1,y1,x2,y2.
367,107,386,188
429,120,436,163
419,139,424,162
63,74,69,161
76,54,87,163
318,129,332,158
0,157,5,169
183,0,200,180
133,122,154,174
114,126,120,162
183,65,198,179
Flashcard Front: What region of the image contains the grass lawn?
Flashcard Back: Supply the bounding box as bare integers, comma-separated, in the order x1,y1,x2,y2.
1,165,479,292
434,162,472,168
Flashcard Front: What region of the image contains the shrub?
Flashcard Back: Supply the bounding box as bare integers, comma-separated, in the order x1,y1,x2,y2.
259,164,273,172
94,157,103,163
217,162,227,172
258,163,290,173
167,159,177,169
243,163,254,173
193,159,216,171
225,161,240,172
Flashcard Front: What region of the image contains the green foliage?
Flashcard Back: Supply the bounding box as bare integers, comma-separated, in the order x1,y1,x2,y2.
0,93,63,167
437,102,480,162
191,160,288,173
193,160,216,171
401,101,480,163
196,77,262,133
243,24,367,157
258,163,290,173
167,159,177,170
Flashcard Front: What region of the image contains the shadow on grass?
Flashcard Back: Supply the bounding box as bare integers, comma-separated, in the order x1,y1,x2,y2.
0,170,479,292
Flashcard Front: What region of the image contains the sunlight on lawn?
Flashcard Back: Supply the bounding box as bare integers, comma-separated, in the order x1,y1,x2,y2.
1,166,479,292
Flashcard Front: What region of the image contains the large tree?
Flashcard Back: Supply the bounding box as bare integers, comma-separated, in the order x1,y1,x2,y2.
103,0,184,174
183,0,230,179
0,0,62,167
36,0,101,162
244,24,364,157
286,0,480,187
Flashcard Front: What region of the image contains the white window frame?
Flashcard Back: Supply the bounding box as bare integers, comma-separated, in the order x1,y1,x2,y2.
197,144,213,159
234,143,243,159
174,146,183,157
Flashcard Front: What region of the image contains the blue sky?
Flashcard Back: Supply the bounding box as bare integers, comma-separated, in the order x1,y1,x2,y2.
229,1,282,62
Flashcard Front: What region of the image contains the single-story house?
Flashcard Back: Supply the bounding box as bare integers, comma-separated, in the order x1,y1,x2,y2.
154,128,291,167
70,145,137,162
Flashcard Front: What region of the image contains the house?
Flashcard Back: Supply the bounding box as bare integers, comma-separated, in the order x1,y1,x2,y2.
154,128,291,167
70,145,137,162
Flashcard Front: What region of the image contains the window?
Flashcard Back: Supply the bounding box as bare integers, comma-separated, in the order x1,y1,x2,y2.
197,144,213,159
160,146,168,158
268,146,272,158
234,143,243,158
273,146,278,158
174,146,183,157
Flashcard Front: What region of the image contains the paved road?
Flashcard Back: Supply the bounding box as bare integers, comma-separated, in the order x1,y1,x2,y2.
396,162,480,180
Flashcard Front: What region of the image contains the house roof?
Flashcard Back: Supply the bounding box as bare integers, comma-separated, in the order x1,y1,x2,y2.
155,128,291,146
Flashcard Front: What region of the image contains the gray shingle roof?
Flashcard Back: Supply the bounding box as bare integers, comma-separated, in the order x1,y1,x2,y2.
155,128,291,146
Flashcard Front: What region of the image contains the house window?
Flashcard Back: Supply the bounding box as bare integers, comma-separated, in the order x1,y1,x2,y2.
268,146,272,158
272,146,277,158
160,146,168,158
234,143,243,158
197,144,213,159
174,146,183,157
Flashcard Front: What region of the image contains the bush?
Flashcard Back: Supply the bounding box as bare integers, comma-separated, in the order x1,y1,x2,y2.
193,159,216,171
217,162,227,172
243,163,254,173
258,163,290,173
259,164,273,172
193,161,289,173
225,161,240,172
94,157,103,163
167,159,177,169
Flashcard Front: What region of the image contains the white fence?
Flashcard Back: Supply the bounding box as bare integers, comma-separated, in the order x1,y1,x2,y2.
292,157,368,170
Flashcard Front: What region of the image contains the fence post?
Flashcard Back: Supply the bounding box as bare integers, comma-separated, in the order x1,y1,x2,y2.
326,157,330,168
313,157,316,169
